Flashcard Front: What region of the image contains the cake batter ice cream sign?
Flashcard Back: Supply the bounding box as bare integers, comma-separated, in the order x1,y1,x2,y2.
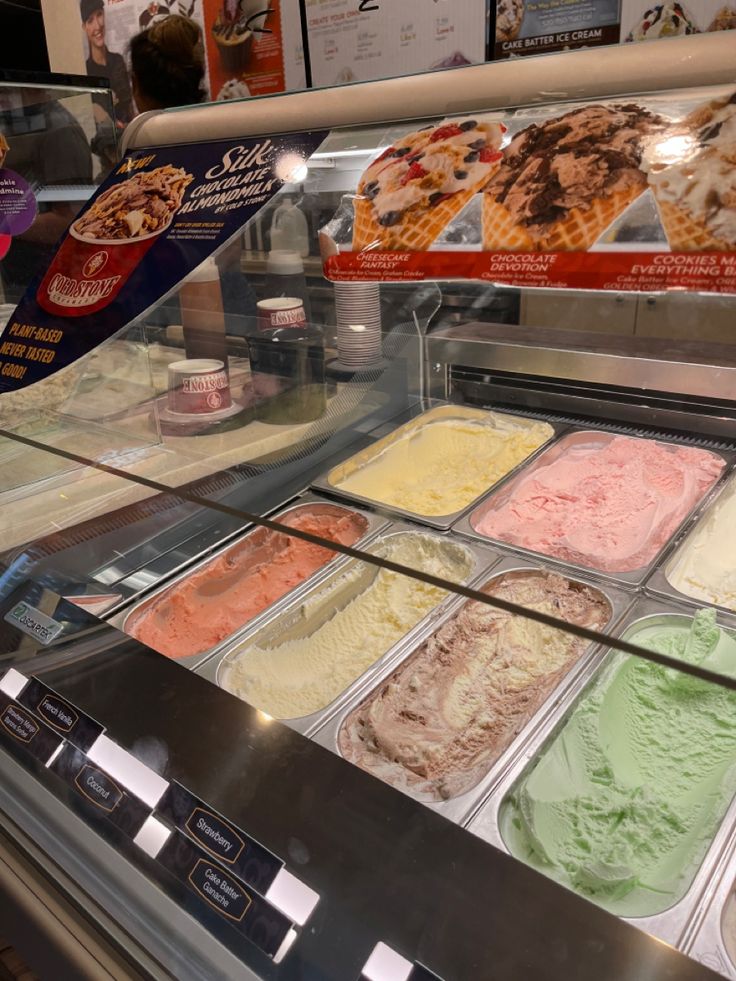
495,0,620,57
0,129,327,392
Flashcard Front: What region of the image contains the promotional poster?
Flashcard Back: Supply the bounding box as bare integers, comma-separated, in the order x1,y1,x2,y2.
495,0,620,58
0,130,327,392
321,85,736,294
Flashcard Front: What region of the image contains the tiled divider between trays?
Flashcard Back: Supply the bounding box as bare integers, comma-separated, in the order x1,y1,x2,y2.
310,555,632,827
193,524,500,737
311,403,566,531
452,428,735,590
646,468,736,618
466,596,736,951
107,493,390,671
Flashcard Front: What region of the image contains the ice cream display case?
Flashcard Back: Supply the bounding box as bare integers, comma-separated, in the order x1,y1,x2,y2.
1,31,736,981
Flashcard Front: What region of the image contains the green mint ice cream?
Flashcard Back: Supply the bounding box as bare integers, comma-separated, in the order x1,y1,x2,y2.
501,608,736,917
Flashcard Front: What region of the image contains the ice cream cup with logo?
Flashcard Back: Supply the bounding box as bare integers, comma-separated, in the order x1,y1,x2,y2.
37,164,192,318
37,221,169,318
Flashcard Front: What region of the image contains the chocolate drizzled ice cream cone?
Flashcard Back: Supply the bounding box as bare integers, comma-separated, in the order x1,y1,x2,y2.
482,104,664,252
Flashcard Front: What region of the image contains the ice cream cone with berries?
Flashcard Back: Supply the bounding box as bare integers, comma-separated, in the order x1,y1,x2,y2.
482,104,664,252
352,118,505,252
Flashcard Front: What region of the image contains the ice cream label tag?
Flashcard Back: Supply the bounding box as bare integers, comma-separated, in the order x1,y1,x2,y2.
156,830,293,958
17,677,104,752
0,694,63,765
51,744,153,838
0,129,328,393
73,764,123,812
321,85,736,295
157,781,283,894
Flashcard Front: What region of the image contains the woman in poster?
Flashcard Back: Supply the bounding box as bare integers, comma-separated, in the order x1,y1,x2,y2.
81,0,135,128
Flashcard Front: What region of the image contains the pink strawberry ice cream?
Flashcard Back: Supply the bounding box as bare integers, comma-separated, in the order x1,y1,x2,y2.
472,434,723,573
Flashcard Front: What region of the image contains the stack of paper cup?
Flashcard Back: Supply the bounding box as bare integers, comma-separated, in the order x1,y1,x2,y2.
334,283,382,370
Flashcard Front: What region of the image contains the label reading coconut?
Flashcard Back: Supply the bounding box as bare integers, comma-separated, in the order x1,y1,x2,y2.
51,744,151,837
157,782,283,894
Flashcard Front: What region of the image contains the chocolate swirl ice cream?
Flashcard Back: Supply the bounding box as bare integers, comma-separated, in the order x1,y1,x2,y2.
339,570,610,802
484,104,664,244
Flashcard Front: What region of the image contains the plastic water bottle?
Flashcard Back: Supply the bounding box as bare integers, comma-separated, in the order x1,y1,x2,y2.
264,249,311,322
269,197,309,257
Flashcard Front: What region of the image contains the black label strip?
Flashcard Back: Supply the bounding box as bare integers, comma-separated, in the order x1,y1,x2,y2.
0,694,63,765
157,782,283,894
51,744,151,838
18,677,104,752
157,831,292,958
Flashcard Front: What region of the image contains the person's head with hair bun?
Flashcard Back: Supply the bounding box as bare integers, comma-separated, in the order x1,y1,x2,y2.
130,14,205,112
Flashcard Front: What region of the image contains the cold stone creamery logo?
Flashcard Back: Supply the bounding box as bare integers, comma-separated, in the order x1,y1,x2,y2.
181,370,228,394
45,267,122,309
83,250,109,277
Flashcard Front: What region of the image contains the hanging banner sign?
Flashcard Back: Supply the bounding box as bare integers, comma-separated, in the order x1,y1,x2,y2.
320,86,736,294
0,129,327,392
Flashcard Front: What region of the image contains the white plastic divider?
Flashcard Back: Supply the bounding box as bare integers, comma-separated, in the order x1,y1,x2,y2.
361,942,414,981
0,668,28,700
86,734,169,809
265,868,319,926
134,814,173,858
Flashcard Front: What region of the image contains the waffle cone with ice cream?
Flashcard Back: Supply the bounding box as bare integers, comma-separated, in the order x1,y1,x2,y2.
645,91,736,251
482,103,664,252
352,118,505,252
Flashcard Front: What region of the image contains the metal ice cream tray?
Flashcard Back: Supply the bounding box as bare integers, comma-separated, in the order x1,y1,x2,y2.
467,596,736,951
683,831,736,979
193,524,500,736
107,493,390,670
311,403,561,531
646,466,736,619
310,555,631,827
453,428,731,589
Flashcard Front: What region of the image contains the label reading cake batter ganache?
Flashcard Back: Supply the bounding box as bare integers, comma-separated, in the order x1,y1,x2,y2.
156,831,292,957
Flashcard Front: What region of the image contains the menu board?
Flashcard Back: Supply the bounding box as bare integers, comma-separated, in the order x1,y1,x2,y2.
306,0,487,88
320,85,736,294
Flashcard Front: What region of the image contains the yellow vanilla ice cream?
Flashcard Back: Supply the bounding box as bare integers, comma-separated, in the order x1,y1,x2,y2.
221,532,474,719
667,476,736,611
331,411,553,517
